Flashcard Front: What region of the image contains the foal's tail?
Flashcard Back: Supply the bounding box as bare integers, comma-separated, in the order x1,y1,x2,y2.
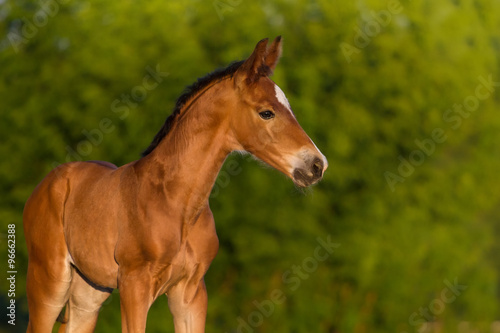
56,306,68,324
55,304,69,333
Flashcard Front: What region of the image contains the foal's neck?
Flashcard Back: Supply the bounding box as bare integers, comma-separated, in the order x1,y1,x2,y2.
137,80,234,222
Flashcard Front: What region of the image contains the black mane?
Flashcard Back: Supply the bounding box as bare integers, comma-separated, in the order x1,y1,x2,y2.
141,60,245,157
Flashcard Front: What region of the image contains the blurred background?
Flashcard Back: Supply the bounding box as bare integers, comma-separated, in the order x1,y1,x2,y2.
1,0,500,332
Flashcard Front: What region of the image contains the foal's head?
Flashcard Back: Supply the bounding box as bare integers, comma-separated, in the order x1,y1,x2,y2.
228,37,328,187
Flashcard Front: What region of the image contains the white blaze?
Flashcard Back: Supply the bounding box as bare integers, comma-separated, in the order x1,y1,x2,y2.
274,84,294,117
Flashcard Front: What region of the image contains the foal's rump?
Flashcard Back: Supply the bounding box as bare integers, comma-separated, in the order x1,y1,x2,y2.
25,160,124,289
61,160,123,289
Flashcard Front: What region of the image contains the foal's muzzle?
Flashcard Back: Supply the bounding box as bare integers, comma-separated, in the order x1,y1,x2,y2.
292,156,327,188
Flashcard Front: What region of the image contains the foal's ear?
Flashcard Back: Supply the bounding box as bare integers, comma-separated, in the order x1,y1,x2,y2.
235,36,283,86
235,38,269,86
264,36,282,73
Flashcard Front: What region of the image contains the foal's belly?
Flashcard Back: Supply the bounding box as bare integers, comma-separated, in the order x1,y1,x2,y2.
65,213,120,289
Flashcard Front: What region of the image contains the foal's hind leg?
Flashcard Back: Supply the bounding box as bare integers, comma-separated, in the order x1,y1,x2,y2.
24,167,74,332
25,254,73,333
60,270,112,333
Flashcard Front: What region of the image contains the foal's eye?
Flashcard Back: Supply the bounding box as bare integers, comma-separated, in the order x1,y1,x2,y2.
259,110,275,120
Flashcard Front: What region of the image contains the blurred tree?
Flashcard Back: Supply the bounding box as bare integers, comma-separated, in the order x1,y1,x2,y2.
1,0,500,332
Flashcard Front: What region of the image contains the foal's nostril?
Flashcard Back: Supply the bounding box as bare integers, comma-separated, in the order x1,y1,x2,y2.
312,159,324,178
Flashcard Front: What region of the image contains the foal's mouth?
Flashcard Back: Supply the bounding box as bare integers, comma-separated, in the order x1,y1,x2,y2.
292,156,327,188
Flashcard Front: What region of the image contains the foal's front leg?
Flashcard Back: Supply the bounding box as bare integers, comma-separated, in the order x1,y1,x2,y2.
118,269,155,333
167,279,208,333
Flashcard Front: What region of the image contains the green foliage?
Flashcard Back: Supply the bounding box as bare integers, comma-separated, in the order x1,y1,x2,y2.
1,0,500,332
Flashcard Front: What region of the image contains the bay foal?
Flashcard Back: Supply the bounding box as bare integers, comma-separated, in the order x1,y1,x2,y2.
23,36,327,333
